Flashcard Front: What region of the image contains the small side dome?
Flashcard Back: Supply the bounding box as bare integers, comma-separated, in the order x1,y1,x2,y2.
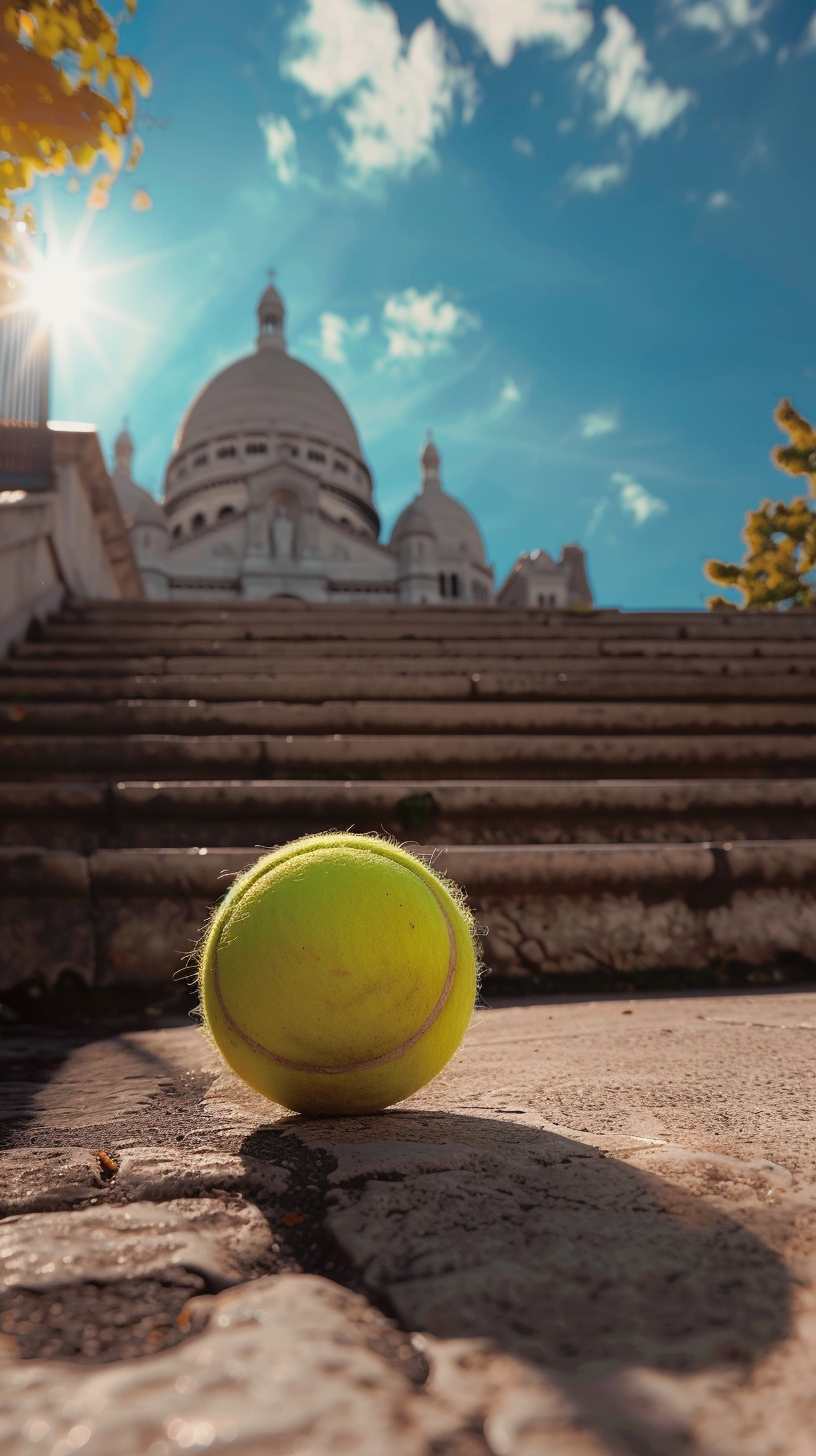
389,432,487,566
390,499,435,544
111,427,167,530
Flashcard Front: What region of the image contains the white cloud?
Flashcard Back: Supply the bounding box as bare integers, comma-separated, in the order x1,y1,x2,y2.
587,497,610,535
437,0,593,67
283,0,476,185
613,470,668,523
568,160,628,192
319,311,370,364
579,7,694,139
580,406,619,437
258,114,299,184
799,9,816,51
500,377,522,404
379,286,480,365
672,0,770,49
706,189,733,209
513,135,535,157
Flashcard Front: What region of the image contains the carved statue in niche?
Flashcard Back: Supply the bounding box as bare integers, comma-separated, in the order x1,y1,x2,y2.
272,508,295,560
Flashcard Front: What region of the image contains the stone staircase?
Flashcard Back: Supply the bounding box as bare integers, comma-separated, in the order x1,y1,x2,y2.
3,599,816,1014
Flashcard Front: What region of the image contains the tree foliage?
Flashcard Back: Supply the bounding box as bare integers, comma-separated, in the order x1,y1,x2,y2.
705,400,816,610
0,1,151,248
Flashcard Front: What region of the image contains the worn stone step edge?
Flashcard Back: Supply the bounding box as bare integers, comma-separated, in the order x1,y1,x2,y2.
46,607,816,636
2,733,816,777
6,671,816,704
16,640,816,664
9,652,816,674
4,840,816,897
8,700,816,739
4,778,816,818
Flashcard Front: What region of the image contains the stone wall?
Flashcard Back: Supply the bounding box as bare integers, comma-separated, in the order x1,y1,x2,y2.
0,427,143,655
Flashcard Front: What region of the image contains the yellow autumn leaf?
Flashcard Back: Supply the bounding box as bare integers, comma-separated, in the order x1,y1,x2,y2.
130,186,151,211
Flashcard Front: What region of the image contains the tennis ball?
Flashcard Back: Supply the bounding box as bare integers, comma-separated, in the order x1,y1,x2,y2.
198,832,479,1116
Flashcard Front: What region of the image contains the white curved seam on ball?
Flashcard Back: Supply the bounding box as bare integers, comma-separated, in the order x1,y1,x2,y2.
210,902,457,1076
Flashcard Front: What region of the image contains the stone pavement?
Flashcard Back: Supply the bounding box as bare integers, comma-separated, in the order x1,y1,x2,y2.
2,990,816,1454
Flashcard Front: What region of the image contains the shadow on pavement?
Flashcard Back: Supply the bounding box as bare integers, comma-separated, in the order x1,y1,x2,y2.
242,1109,791,1382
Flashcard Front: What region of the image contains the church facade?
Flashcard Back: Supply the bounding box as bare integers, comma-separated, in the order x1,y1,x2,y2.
113,283,592,609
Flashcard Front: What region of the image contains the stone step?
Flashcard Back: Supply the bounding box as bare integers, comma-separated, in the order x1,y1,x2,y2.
4,668,816,703
4,839,815,997
2,731,816,782
6,651,816,678
3,778,816,851
53,601,816,634
38,619,816,648
14,636,816,662
5,697,816,737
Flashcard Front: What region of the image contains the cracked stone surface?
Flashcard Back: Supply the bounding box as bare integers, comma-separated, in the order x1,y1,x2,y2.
0,1199,275,1292
0,1150,104,1216
2,992,816,1453
112,1148,290,1203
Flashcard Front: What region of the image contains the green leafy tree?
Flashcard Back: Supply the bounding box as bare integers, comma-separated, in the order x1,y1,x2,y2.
0,0,151,250
706,400,816,610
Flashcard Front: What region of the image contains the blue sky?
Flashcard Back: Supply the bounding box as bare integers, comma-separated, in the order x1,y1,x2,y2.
36,0,816,606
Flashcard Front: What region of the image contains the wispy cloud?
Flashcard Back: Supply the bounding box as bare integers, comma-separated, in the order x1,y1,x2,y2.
671,0,771,51
499,377,522,405
378,286,480,365
613,470,668,522
258,114,299,185
568,160,628,193
283,0,476,187
705,189,733,209
580,406,620,437
579,7,694,139
437,0,593,67
799,9,816,52
513,135,535,157
318,311,370,363
587,496,610,535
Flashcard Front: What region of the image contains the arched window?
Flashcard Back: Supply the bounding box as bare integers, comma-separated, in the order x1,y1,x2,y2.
172,524,182,541
439,573,447,597
218,504,236,521
450,573,460,599
192,512,206,532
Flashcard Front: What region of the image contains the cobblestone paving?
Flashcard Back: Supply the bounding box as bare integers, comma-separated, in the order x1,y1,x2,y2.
2,991,816,1454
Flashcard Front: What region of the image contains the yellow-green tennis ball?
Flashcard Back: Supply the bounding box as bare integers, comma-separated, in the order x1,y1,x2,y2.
198,832,479,1116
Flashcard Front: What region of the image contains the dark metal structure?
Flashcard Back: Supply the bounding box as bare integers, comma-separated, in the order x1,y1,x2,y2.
0,285,51,491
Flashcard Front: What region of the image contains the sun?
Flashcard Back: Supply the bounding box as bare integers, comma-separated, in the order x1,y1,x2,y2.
25,246,92,329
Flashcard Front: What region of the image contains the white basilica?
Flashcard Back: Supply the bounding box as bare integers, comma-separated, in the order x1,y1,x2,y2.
112,282,592,609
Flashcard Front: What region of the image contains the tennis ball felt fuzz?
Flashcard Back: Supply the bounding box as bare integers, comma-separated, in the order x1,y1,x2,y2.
198,833,479,1115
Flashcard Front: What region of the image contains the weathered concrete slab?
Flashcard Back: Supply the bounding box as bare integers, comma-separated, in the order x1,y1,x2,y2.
2,995,816,1452
0,1274,564,1456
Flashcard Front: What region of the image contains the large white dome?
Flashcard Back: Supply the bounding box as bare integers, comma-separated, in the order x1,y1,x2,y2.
175,348,363,460
163,285,374,526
